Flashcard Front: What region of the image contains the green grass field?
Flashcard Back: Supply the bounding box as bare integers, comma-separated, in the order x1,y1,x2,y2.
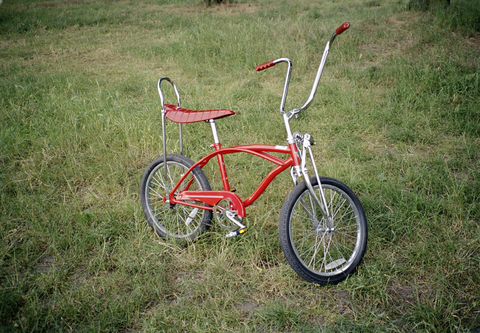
1,0,479,331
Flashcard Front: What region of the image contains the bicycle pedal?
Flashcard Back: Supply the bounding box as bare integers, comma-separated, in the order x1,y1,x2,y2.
226,227,248,238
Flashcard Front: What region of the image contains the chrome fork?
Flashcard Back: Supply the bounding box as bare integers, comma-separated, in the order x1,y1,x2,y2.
294,132,334,230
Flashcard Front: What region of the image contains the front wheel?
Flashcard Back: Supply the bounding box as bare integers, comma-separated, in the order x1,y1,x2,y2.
279,177,367,285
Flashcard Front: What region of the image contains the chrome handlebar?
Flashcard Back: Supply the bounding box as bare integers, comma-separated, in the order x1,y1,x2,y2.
256,22,350,119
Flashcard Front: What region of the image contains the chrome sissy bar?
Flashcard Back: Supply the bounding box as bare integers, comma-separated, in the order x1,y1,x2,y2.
157,77,182,201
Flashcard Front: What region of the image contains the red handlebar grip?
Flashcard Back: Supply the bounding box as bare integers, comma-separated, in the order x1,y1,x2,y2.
335,22,350,35
256,60,275,71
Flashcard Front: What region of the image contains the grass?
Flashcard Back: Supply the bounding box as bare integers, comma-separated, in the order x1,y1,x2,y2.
1,0,479,331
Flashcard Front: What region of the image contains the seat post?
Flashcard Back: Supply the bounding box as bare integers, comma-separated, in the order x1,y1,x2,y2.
208,119,231,191
179,123,183,155
209,120,220,144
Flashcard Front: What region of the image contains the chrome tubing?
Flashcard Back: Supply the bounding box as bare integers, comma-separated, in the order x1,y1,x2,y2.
157,77,182,198
157,77,181,109
295,40,331,115
288,23,350,116
274,58,292,114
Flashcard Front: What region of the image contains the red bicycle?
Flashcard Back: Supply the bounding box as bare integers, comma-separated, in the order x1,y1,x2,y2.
141,22,367,285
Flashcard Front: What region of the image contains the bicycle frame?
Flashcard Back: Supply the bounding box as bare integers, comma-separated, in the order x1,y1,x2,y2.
169,142,298,218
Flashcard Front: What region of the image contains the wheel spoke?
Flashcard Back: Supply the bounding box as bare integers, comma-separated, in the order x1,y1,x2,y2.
151,173,166,188
311,230,327,271
321,232,333,272
149,186,165,200
331,235,354,257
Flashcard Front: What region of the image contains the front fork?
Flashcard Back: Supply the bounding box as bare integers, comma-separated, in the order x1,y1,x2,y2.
290,132,334,228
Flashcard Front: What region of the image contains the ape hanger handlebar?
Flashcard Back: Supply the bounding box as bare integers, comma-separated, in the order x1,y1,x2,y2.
256,22,350,118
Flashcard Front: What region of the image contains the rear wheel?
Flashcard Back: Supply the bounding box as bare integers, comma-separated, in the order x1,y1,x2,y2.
279,177,367,284
140,154,212,241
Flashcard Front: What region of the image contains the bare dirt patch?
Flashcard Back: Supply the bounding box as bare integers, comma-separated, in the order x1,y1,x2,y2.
161,2,258,15
388,279,431,310
462,31,480,54
358,13,421,65
211,2,258,15
37,254,57,273
37,0,84,8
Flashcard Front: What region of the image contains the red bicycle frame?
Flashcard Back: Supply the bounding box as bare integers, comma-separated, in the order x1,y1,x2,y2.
169,142,300,218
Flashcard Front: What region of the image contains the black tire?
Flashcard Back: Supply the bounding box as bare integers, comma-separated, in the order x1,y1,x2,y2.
279,177,367,285
140,154,212,241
